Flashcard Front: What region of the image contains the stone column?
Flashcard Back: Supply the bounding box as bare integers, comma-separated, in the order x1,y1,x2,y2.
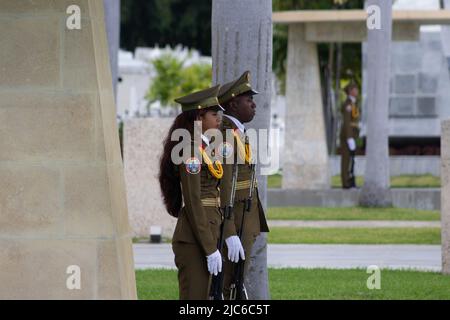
283,24,331,190
359,0,393,207
442,0,450,72
212,0,272,299
442,119,450,274
0,0,136,299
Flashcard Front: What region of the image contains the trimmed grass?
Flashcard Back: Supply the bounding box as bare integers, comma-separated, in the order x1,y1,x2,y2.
268,227,441,244
268,173,282,189
269,268,450,300
267,174,440,189
267,207,440,221
331,175,441,189
136,269,179,300
136,268,450,300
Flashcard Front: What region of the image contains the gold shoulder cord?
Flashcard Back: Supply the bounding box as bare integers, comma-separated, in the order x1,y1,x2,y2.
232,129,252,164
351,104,360,119
199,146,223,179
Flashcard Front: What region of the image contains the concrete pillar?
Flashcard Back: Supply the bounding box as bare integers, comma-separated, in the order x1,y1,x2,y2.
103,0,120,99
283,24,330,190
212,0,272,300
0,0,136,299
441,119,450,274
124,118,176,239
442,0,450,71
359,0,393,207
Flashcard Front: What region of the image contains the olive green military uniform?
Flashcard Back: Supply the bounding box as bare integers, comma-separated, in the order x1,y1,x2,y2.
218,72,270,300
340,97,360,188
171,85,224,300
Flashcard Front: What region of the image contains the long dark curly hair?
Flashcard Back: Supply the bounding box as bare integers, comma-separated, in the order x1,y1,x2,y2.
158,109,205,217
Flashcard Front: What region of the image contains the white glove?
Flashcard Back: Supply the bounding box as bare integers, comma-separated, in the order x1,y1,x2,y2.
225,236,245,263
347,138,356,151
206,250,222,276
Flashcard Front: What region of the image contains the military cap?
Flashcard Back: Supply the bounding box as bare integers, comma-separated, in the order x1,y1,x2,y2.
175,85,224,112
218,71,259,105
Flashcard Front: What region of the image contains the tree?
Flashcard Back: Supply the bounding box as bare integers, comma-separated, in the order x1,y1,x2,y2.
212,0,273,299
359,0,393,207
120,0,212,55
146,52,212,110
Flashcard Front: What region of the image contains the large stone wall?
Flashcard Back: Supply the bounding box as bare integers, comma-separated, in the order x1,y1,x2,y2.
124,118,176,238
0,0,136,299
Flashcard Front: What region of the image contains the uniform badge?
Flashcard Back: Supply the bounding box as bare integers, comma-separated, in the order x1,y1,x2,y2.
185,157,201,174
219,142,234,159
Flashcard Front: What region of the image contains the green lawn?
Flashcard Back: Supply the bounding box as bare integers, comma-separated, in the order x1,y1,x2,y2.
268,174,440,189
268,227,441,244
136,268,450,300
267,207,440,221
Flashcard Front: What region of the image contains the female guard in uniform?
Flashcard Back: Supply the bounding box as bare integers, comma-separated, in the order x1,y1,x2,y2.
158,85,225,299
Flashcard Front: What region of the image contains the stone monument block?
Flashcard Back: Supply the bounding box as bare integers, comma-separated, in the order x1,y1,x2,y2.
389,97,415,117
124,118,177,239
418,73,438,94
0,0,136,299
417,97,436,117
394,74,416,94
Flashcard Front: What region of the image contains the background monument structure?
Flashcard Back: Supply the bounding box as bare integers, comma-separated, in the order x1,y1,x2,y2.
0,0,136,299
212,0,273,299
273,8,450,192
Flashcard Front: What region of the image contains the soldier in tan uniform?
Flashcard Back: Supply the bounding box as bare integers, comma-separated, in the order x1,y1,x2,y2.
340,82,360,189
217,71,270,300
158,85,226,299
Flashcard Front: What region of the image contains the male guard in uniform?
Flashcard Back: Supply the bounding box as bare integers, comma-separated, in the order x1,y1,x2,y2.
218,71,270,300
340,82,360,189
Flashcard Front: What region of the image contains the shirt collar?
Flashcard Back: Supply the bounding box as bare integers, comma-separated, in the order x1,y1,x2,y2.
223,114,246,133
348,95,356,104
201,134,210,146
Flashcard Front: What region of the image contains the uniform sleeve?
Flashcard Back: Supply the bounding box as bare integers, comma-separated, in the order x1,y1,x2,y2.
179,163,217,256
220,132,238,239
342,102,353,140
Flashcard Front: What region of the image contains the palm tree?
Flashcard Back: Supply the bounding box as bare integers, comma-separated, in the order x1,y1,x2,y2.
212,0,272,299
359,0,393,207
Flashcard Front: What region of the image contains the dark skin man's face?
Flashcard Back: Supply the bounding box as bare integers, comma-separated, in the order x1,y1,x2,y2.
226,93,256,124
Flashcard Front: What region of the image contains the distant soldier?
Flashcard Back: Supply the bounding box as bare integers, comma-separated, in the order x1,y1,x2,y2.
340,82,360,189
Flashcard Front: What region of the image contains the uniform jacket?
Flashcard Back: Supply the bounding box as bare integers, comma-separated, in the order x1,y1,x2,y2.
219,116,269,240
172,140,222,256
341,97,360,141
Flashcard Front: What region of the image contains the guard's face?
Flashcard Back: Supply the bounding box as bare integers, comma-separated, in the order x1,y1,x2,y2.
350,87,359,98
234,93,256,123
199,110,221,132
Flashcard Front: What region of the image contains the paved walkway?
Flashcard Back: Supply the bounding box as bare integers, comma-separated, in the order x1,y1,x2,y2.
133,244,441,272
268,220,441,228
